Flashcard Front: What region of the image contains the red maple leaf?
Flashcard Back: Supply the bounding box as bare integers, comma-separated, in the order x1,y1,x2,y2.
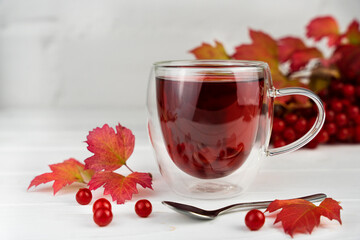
278,37,307,63
28,158,94,194
306,16,340,47
333,44,360,79
342,20,360,45
266,198,342,237
88,171,153,204
317,198,343,224
189,40,230,60
233,30,279,70
289,47,323,72
85,124,135,172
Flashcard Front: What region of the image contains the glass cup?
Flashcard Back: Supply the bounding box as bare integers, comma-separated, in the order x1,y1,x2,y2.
147,60,325,199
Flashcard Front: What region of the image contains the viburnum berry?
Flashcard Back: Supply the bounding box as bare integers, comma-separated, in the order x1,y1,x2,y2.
331,100,343,113
347,106,359,120
325,123,337,135
135,199,152,218
93,198,112,213
330,81,344,93
284,114,298,125
335,113,348,127
283,128,296,142
76,188,92,205
355,86,360,98
306,138,320,149
273,118,285,133
93,208,113,227
355,115,360,125
337,128,350,141
354,126,360,143
273,139,286,148
326,109,335,122
245,209,265,231
294,118,307,134
317,130,329,143
342,84,355,97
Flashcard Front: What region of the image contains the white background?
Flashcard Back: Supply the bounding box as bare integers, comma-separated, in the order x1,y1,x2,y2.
0,0,359,109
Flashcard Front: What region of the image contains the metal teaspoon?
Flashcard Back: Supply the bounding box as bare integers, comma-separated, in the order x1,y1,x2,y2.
162,193,327,220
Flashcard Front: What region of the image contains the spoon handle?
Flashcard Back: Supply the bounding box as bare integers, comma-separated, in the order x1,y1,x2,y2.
216,193,327,216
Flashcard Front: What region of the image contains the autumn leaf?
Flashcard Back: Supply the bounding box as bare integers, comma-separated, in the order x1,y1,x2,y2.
88,171,153,204
189,40,230,59
85,124,135,172
289,48,323,72
233,30,279,70
28,158,94,194
342,20,360,45
266,198,342,237
278,37,307,63
249,30,278,58
306,16,340,46
333,45,360,79
317,198,343,224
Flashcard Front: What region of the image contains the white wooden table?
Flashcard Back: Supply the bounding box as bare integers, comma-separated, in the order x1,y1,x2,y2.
1,109,359,240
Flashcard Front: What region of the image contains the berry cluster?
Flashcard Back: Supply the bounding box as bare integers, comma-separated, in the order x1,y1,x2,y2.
271,78,360,148
76,188,152,227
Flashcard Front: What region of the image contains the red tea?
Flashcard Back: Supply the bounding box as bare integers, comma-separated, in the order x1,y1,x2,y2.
156,75,264,179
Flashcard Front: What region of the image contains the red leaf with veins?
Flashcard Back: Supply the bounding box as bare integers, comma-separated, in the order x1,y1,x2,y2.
317,198,343,224
278,37,307,62
289,48,323,72
189,40,229,60
28,158,94,194
266,198,342,237
333,45,360,79
88,171,153,204
233,30,279,70
343,20,360,45
249,30,278,58
85,124,135,172
306,16,340,46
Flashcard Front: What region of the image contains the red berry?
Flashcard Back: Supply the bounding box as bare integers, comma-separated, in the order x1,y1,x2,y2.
76,188,92,205
245,209,265,231
354,126,360,143
335,113,348,127
272,134,282,142
307,117,317,130
294,118,307,134
317,130,329,143
355,86,360,98
135,199,152,218
355,114,360,125
283,128,296,142
326,109,335,122
273,118,285,133
284,114,298,125
343,84,355,97
306,138,320,149
331,100,343,113
273,139,286,148
325,123,337,135
318,88,329,100
93,208,113,227
336,128,350,141
331,81,344,92
347,106,359,120
93,198,112,213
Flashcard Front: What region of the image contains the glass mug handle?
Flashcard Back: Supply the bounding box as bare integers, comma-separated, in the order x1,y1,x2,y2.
267,87,326,156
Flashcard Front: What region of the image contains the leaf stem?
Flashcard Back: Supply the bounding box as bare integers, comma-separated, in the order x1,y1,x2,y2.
125,164,134,173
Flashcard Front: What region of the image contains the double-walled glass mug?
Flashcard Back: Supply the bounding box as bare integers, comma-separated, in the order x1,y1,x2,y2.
147,60,325,199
